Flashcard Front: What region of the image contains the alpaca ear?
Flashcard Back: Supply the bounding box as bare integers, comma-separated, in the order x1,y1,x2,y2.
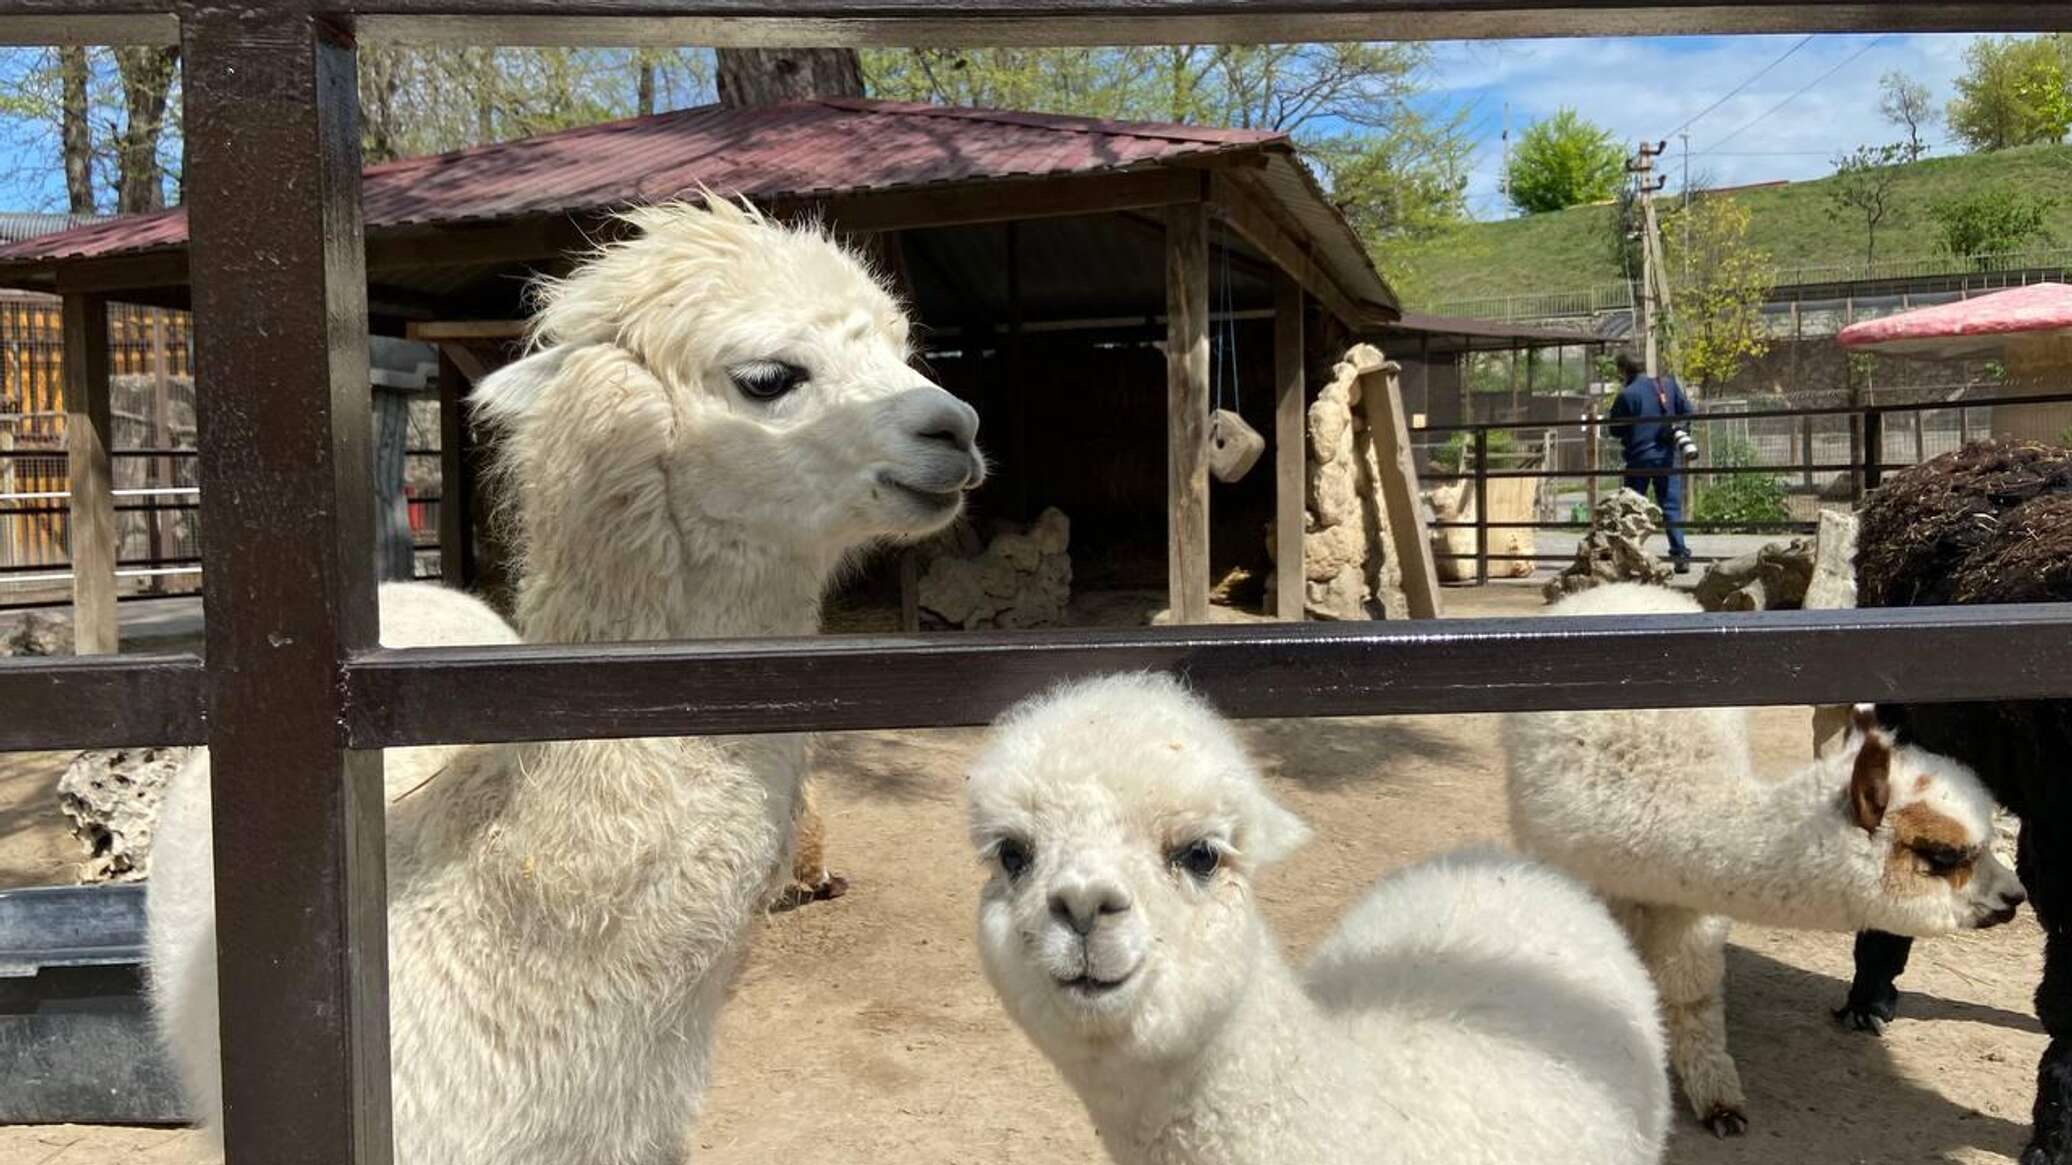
470,346,567,428
1849,727,1893,834
1244,791,1312,866
1849,703,1881,740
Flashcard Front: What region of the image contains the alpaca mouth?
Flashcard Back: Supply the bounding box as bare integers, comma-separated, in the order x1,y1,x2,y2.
880,474,965,512
1977,902,2021,929
1057,971,1134,997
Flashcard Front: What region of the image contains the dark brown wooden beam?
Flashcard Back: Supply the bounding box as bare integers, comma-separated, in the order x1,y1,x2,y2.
1272,274,1304,622
1209,172,1380,330
1166,200,1210,625
61,292,117,653
797,166,1206,234
5,3,2069,49
182,9,392,1163
0,653,207,750
344,602,2072,748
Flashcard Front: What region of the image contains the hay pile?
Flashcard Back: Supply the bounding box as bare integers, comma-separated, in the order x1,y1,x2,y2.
1859,441,2072,608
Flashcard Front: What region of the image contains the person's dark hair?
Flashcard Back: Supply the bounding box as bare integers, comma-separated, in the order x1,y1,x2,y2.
1614,351,1643,382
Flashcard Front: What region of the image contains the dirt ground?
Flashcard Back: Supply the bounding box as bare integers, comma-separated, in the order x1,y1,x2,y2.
0,584,2045,1164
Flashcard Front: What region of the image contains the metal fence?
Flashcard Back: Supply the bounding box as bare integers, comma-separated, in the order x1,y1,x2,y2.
1416,390,2072,581
3,5,2071,1165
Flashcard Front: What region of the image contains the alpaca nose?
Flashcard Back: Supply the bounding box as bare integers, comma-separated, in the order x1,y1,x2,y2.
1049,876,1133,935
905,387,980,453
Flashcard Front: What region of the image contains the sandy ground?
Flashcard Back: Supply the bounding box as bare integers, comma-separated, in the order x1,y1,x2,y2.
0,583,2045,1164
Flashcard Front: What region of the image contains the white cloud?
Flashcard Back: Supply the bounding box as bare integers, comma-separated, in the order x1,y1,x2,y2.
1430,33,1996,219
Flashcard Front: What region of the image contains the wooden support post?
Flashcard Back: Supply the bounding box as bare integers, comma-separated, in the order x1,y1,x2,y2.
1474,428,1490,586
148,310,175,595
1007,222,1029,522
183,10,392,1163
1273,273,1304,621
1166,202,1210,625
62,292,117,654
1586,408,1601,515
435,346,475,588
1864,408,1885,491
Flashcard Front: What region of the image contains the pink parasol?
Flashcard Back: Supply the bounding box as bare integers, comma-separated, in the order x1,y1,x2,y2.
1838,282,2072,369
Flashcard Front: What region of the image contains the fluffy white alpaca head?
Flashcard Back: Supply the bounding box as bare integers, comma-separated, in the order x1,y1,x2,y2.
967,673,1309,1064
1830,706,2026,933
473,197,984,557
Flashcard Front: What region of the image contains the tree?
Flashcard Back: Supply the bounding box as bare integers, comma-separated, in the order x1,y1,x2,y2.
1878,71,1937,160
1504,108,1623,215
1825,144,1908,266
716,48,863,107
0,46,182,213
1660,195,1775,392
1947,35,2072,152
1927,186,2058,263
861,43,1470,247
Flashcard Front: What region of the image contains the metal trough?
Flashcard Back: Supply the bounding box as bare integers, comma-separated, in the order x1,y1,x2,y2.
0,882,187,1124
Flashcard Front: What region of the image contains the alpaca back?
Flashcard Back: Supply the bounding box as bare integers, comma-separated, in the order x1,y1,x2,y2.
1504,583,1756,901
1306,848,1669,1165
146,583,522,1150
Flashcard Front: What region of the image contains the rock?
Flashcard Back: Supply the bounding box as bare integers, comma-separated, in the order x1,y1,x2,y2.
1694,537,1815,612
0,611,74,656
1298,344,1402,621
1804,509,1859,612
916,506,1073,630
1543,489,1673,601
57,746,195,882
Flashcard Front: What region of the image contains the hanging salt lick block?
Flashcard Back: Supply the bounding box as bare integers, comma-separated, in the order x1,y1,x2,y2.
1208,408,1264,483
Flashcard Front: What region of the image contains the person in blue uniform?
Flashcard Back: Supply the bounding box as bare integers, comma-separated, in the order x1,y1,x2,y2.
1606,350,1693,573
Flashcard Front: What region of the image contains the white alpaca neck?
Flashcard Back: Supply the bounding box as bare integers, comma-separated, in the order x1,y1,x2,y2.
1574,751,1874,930
1063,944,1346,1165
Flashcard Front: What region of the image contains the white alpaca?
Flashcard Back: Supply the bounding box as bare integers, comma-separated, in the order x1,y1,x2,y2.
146,199,984,1163
967,673,1669,1165
1504,581,2027,1136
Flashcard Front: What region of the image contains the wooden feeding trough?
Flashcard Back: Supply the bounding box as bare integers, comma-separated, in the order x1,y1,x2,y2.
1839,282,2072,449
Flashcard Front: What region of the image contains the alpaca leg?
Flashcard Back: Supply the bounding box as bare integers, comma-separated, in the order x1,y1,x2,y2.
774,778,847,909
1625,903,1747,1137
1836,931,1914,1034
2020,823,2072,1165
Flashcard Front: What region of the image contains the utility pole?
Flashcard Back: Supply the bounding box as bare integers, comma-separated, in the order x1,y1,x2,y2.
1679,132,1692,285
1627,139,1671,379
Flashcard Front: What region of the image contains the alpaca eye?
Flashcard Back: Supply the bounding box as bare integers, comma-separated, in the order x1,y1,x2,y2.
1172,840,1221,881
1915,845,1971,876
996,838,1032,881
728,360,806,401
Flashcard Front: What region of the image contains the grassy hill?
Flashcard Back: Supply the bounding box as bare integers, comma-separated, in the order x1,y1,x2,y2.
1388,143,2072,311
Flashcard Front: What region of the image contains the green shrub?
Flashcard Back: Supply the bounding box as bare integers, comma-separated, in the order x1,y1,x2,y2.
1429,428,1517,475
1690,436,1789,531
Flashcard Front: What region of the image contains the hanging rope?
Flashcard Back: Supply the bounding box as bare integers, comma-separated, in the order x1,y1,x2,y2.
1212,224,1242,416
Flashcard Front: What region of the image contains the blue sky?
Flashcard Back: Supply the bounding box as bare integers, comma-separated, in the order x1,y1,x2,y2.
1423,33,1987,220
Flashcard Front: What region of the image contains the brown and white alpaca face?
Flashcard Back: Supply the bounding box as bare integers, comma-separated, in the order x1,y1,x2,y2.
475,198,984,560
1842,706,2025,933
967,674,1309,1065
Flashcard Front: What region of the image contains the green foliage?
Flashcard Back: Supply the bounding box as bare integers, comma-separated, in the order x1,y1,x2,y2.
2058,424,2072,448
861,44,1472,250
1429,428,1517,474
1948,35,2072,153
1690,437,1789,530
1927,185,2058,261
1397,143,2072,310
1661,195,1776,391
1825,143,1909,264
1505,108,1624,215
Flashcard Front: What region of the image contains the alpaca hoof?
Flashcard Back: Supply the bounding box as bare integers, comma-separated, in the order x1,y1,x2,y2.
1833,1000,1893,1036
1703,1106,1748,1138
812,873,850,901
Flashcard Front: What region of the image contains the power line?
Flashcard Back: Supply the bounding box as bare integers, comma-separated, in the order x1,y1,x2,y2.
1703,35,1891,154
1664,34,1814,141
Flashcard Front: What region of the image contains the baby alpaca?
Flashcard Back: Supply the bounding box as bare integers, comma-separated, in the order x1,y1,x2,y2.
968,673,1669,1165
1505,581,2026,1136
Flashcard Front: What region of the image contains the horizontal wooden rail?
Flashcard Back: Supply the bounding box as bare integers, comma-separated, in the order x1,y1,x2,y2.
3,1,2069,47
0,652,205,749
345,603,2072,748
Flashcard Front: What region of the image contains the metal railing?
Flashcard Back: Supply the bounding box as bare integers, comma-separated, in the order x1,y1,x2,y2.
1417,390,2072,583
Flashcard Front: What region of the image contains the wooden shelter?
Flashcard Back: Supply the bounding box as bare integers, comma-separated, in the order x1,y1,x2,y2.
0,98,1400,640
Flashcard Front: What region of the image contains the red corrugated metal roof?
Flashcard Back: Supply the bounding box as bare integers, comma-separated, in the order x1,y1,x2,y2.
0,98,1281,265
